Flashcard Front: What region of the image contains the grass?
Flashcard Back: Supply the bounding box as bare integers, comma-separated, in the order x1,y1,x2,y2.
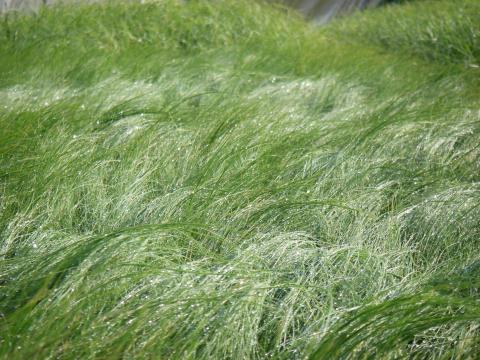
0,0,479,358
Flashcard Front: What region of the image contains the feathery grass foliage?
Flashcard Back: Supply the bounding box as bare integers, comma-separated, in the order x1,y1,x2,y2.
328,0,480,66
1,0,479,358
310,264,480,359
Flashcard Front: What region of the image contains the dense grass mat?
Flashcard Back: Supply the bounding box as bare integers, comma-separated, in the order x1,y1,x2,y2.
1,0,479,358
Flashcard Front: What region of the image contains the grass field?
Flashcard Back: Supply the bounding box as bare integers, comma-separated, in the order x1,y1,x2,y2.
0,0,479,358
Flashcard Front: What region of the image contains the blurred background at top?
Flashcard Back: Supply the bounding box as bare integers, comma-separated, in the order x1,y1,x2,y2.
0,0,406,22
278,0,403,23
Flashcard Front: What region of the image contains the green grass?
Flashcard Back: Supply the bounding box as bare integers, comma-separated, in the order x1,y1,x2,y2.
0,0,479,358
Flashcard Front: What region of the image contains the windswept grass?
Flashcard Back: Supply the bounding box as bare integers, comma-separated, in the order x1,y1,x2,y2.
328,0,480,65
0,0,479,358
